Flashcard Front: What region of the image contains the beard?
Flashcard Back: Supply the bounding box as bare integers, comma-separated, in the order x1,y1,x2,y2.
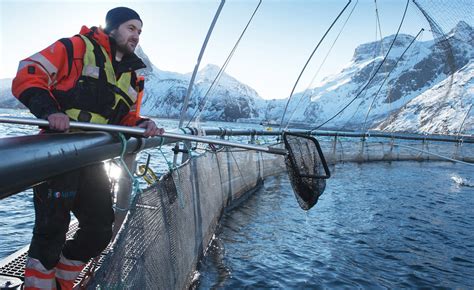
110,31,137,56
116,41,135,56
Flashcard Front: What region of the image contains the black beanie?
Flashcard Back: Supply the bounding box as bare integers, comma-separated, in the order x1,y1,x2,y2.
104,7,142,34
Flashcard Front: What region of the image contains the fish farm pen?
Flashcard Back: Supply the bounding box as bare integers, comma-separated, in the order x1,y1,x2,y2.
0,127,472,289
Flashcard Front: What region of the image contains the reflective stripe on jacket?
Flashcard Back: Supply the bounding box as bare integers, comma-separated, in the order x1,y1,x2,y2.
12,26,146,126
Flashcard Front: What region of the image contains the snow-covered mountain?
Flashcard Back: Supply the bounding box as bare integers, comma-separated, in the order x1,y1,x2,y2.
0,78,23,109
376,60,473,134
0,49,265,122
269,21,473,134
0,21,472,134
138,61,265,122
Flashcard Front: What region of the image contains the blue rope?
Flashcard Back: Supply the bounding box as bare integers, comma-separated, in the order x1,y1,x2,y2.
114,133,143,212
158,135,174,172
179,128,194,158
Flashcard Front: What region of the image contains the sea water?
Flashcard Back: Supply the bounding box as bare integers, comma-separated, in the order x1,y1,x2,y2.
1,109,472,288
196,162,473,289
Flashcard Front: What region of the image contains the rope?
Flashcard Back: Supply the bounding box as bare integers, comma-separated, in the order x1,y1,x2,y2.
178,0,225,128
341,5,386,129
346,0,395,129
179,128,195,158
361,28,424,132
311,0,410,132
174,168,186,209
187,0,262,127
113,133,143,212
158,135,174,172
456,102,472,137
156,134,185,208
228,148,252,191
284,0,359,130
278,0,353,132
393,143,474,166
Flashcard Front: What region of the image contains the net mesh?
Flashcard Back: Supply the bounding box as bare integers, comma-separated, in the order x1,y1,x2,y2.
1,134,472,288
283,133,329,211
1,1,473,287
88,147,285,289
88,134,472,288
403,1,473,135
413,0,472,38
318,135,473,165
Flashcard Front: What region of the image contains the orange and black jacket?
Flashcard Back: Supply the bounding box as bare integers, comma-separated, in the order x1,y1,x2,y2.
12,26,147,126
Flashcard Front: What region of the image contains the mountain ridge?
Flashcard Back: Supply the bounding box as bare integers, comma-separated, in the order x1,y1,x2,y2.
0,21,472,134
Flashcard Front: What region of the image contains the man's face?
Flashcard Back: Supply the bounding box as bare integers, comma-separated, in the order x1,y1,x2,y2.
110,19,142,56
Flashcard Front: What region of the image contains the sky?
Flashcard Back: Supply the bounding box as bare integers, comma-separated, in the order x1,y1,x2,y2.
0,0,470,99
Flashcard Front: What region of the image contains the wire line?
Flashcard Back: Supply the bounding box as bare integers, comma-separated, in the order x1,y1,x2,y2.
311,0,410,132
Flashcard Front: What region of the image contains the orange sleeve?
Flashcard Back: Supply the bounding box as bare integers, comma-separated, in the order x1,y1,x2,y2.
12,39,73,103
119,113,144,127
11,38,81,118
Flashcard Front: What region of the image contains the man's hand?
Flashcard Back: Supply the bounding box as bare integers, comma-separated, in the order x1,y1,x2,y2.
137,120,164,137
47,113,70,132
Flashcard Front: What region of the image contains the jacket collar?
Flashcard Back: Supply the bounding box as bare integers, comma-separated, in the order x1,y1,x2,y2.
114,51,147,74
79,26,112,59
79,26,146,73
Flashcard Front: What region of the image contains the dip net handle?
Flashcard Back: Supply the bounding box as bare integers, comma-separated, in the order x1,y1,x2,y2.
283,132,331,179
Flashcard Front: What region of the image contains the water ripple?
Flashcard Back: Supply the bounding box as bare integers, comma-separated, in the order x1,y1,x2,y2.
197,162,474,289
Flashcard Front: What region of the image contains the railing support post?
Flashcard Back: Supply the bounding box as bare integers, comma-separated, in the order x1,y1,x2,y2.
112,153,137,239
181,141,192,164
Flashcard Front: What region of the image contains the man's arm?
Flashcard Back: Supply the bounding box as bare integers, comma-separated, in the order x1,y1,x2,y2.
137,119,164,137
12,40,72,130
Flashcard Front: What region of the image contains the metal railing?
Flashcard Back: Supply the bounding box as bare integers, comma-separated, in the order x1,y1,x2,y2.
0,125,472,199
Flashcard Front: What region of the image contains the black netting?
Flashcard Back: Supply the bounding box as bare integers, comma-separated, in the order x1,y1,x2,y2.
87,149,286,289
283,132,330,210
1,135,472,289
89,175,178,289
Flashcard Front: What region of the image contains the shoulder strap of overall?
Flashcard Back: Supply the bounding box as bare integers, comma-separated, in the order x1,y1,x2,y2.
58,38,74,76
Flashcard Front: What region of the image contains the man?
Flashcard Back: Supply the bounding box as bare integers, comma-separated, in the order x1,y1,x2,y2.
12,7,163,289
